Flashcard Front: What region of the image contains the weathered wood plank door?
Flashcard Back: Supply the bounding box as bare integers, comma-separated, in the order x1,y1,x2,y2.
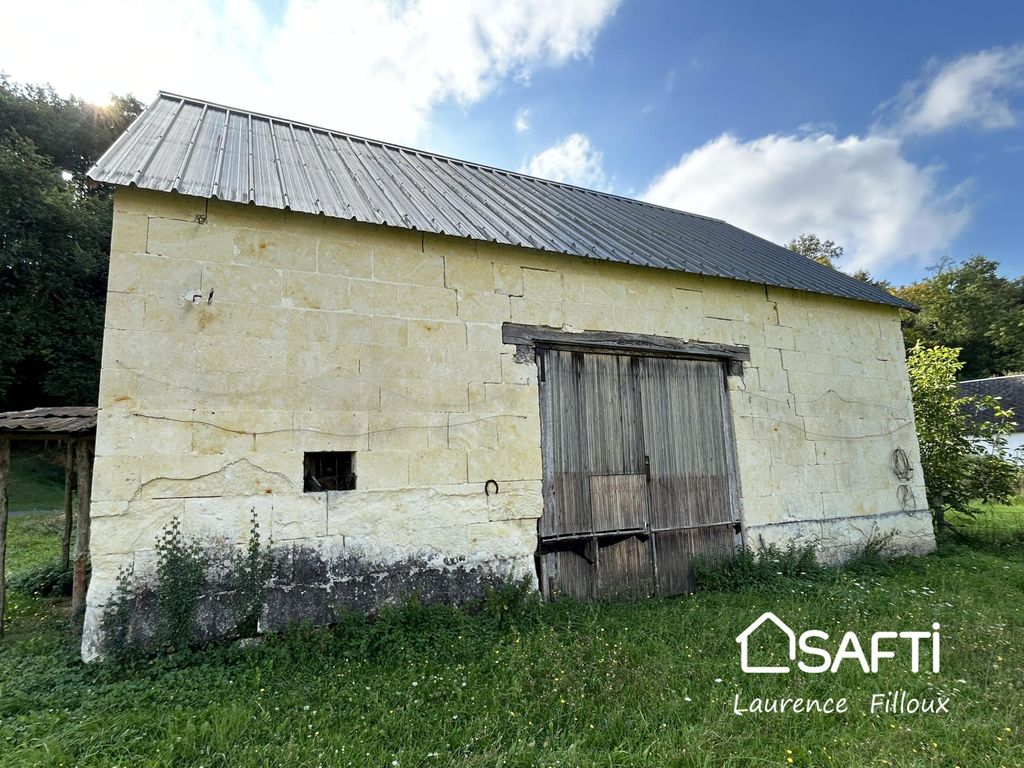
537,348,737,600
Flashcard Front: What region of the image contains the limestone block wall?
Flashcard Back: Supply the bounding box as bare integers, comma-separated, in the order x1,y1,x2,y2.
82,188,934,658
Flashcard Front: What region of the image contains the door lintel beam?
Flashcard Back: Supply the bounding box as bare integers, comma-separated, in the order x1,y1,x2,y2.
502,323,749,375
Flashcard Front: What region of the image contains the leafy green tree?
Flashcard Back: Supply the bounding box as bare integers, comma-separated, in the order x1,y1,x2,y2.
907,343,1020,530
786,233,844,269
0,77,142,190
786,233,892,290
787,237,1024,375
894,256,1024,379
0,132,112,405
849,268,893,291
0,78,141,408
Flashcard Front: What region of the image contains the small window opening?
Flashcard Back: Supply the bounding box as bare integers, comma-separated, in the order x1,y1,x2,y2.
304,451,356,492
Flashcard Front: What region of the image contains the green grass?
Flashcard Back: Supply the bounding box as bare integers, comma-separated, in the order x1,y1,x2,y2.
6,449,67,513
1,512,1022,767
4,512,65,578
951,500,1024,543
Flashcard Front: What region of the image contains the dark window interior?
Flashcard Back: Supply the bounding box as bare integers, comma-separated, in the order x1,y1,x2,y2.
304,451,356,492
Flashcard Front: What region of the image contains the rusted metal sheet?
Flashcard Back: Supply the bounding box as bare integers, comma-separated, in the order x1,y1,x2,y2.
88,93,913,311
538,348,738,600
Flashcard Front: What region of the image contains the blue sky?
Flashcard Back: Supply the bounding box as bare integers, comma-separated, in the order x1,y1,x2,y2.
3,0,1022,285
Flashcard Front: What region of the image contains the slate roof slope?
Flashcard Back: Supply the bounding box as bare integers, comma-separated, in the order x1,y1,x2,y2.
88,92,914,311
958,375,1024,429
0,407,98,436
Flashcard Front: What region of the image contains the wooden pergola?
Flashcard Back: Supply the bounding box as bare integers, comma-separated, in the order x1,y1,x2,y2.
0,407,96,636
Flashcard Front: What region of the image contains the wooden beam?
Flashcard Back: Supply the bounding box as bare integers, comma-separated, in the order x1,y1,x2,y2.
71,440,93,615
61,441,74,572
501,323,752,364
0,438,9,636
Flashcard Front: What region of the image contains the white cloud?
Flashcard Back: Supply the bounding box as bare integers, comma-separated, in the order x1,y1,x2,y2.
881,44,1024,136
515,108,531,133
643,132,970,271
640,45,1024,273
523,133,611,190
797,120,837,136
664,68,676,93
0,0,620,144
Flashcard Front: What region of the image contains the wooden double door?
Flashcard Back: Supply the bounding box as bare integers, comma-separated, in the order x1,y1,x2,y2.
537,348,739,599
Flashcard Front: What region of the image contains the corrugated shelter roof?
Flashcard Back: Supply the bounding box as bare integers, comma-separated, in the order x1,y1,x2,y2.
958,375,1024,431
0,407,98,437
88,92,914,311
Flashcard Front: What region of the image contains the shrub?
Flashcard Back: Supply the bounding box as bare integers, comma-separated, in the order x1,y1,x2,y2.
477,576,541,631
7,563,73,597
101,564,137,660
693,542,824,592
232,510,272,638
843,531,898,576
154,517,207,653
907,343,1022,529
325,579,542,662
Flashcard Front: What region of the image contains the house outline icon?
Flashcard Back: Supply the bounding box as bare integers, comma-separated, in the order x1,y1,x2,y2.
736,612,796,674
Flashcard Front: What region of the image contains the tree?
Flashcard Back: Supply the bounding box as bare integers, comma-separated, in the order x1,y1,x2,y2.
786,233,893,290
894,256,1024,379
0,79,141,409
786,234,844,269
786,237,1024,374
0,77,142,191
0,132,112,405
906,343,1020,530
849,268,893,291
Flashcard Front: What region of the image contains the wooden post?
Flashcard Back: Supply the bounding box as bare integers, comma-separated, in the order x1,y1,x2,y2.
61,440,74,572
71,440,93,615
0,438,10,636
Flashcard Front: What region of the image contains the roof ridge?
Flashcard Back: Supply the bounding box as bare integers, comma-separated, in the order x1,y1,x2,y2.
153,91,729,226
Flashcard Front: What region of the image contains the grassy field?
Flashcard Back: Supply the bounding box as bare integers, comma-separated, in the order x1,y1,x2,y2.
6,450,66,513
1,492,1022,766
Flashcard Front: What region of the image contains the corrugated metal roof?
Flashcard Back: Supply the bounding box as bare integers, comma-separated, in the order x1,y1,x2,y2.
88,92,914,311
0,407,97,436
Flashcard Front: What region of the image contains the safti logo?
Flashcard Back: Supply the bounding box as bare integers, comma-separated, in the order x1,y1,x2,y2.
736,612,941,674
736,612,797,674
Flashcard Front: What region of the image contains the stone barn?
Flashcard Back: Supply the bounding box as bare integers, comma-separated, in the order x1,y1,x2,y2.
81,92,934,659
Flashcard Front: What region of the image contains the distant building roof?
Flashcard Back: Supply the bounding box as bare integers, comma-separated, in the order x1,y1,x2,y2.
87,92,914,311
958,375,1024,431
0,407,97,438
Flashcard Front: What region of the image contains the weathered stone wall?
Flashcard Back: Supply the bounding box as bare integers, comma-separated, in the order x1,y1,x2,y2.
82,188,934,658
